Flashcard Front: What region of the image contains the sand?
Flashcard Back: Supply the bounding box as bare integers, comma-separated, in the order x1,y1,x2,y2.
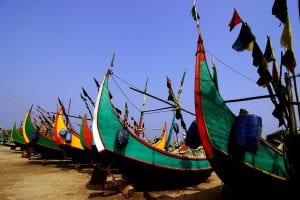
0,144,229,200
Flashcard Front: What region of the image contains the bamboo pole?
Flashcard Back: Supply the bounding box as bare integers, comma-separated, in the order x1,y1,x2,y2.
285,72,297,134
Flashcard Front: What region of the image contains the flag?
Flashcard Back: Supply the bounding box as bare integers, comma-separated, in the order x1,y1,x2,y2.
191,3,200,21
228,8,243,31
166,76,175,102
254,41,272,88
264,36,276,62
281,49,297,72
252,41,264,67
256,68,272,87
245,41,254,51
272,0,287,24
280,15,293,50
212,66,219,91
232,23,255,52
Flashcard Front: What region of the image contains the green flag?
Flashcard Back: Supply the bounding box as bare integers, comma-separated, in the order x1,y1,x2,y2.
232,23,255,52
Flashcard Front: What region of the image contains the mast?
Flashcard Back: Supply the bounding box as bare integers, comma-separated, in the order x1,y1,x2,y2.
166,69,187,149
285,72,297,134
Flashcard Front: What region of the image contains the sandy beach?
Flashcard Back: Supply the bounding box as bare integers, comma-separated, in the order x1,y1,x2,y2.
0,144,229,200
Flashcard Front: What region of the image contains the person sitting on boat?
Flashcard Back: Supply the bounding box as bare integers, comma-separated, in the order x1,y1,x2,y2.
239,108,249,115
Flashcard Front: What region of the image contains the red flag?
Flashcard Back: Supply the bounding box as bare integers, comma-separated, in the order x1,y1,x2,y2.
229,8,243,31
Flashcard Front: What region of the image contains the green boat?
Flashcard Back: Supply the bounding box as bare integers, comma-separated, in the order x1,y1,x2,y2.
92,68,212,190
11,123,25,149
192,2,291,199
22,108,65,160
79,114,94,150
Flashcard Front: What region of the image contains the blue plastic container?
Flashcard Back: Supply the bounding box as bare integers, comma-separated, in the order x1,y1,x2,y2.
65,132,72,143
235,114,262,151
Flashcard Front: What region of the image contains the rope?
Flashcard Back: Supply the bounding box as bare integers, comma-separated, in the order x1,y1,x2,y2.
206,49,257,83
111,74,141,112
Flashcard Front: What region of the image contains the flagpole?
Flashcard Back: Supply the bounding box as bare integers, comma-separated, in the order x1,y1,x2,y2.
137,78,148,136
285,72,297,133
291,71,300,122
192,0,201,35
129,86,195,116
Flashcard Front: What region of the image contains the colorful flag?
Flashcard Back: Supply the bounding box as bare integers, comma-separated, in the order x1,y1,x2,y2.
232,23,255,52
264,36,276,62
272,0,287,24
280,15,293,50
228,8,243,31
281,49,296,72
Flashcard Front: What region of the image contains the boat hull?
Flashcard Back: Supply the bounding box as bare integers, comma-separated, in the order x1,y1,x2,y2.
194,33,290,197
99,150,211,190
211,148,289,198
93,70,212,189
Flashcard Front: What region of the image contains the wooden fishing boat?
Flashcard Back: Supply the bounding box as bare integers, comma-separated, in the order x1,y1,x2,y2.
22,108,65,160
1,130,15,148
192,2,291,198
79,114,94,150
152,121,167,150
79,113,103,165
53,107,93,163
92,67,212,190
11,123,26,149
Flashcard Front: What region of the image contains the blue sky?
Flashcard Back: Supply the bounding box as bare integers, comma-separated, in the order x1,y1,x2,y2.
0,0,299,138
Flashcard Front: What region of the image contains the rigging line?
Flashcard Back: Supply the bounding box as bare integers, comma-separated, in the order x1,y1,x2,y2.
112,73,138,89
7,92,27,115
144,110,174,115
111,75,141,112
206,49,257,83
143,109,174,115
